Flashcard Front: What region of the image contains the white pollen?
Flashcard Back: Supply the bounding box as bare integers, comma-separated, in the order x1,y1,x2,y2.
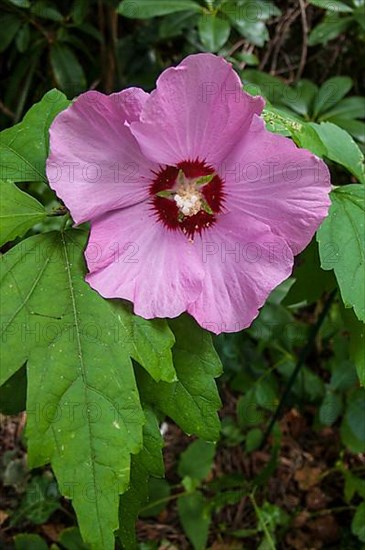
172,175,206,217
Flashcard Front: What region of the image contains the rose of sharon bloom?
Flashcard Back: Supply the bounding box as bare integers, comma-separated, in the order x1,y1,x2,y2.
47,53,330,334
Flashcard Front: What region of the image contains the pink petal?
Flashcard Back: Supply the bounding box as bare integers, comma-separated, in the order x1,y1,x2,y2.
85,201,205,318
187,211,294,334
46,89,157,225
221,116,331,254
130,53,264,167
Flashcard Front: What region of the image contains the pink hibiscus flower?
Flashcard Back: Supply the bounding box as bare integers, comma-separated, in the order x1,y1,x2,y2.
47,54,330,334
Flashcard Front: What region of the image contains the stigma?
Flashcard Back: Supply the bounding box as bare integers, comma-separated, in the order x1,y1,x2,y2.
174,183,202,217
150,159,225,238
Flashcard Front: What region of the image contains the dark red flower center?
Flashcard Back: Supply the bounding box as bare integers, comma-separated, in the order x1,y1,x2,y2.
149,159,225,239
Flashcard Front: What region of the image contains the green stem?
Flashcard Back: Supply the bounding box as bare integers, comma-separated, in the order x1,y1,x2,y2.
60,213,72,232
249,491,276,550
260,288,337,448
139,489,187,513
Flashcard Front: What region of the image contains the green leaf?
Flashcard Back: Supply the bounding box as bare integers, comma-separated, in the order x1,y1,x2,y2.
138,315,222,441
341,416,365,453
78,22,103,42
344,470,365,502
8,0,31,7
139,478,171,517
0,14,22,52
284,240,335,306
178,440,216,481
249,300,294,345
242,70,286,104
15,23,30,53
159,10,198,38
50,43,87,97
72,0,90,24
346,389,365,443
58,527,91,549
0,232,174,388
129,314,176,383
317,185,365,321
234,19,268,47
313,76,353,118
178,492,210,550
257,501,290,533
329,358,358,392
309,122,365,183
119,407,164,550
117,0,202,18
0,180,47,246
221,0,280,22
307,0,353,12
319,391,342,426
354,6,365,30
245,428,263,452
0,230,175,550
283,79,318,117
329,119,365,144
221,1,270,45
320,96,365,121
352,502,365,542
308,15,352,46
236,389,261,429
252,0,281,19
14,534,48,550
31,1,64,21
255,378,278,411
0,90,70,183
235,51,259,66
11,474,60,525
198,14,231,52
293,121,327,156
343,310,365,386
277,361,324,402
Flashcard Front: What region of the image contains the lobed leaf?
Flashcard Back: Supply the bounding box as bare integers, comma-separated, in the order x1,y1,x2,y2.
0,90,70,183
119,407,164,550
0,230,175,550
138,315,222,442
317,185,365,322
0,179,46,246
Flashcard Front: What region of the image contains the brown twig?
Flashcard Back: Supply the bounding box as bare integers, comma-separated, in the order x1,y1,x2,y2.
0,99,15,119
259,5,300,73
282,51,297,82
226,38,247,58
296,0,308,82
270,7,301,75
